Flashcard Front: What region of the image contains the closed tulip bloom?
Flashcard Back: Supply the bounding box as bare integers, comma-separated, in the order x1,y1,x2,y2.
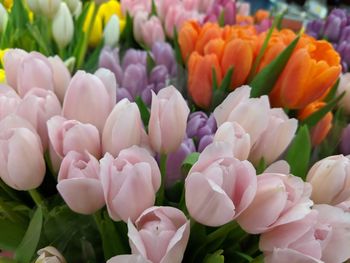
102,99,143,156
3,49,28,91
35,246,66,263
187,112,217,140
214,122,251,160
323,9,347,43
127,206,190,263
298,101,333,146
337,73,350,114
94,68,117,104
38,0,61,18
16,52,55,97
16,88,61,150
0,3,8,33
0,127,45,190
0,114,39,137
306,19,325,39
152,42,177,76
104,15,120,47
121,0,151,16
260,211,323,263
188,52,222,109
0,85,21,121
99,47,123,85
270,39,341,109
62,71,115,132
52,2,74,49
213,86,270,145
185,142,257,226
57,151,104,214
48,56,71,103
179,20,200,62
249,109,297,165
27,0,41,14
314,204,350,263
122,49,147,70
100,147,161,222
122,63,147,100
306,155,350,206
237,173,313,234
107,255,151,263
194,23,222,55
142,17,165,49
149,86,190,154
47,116,101,158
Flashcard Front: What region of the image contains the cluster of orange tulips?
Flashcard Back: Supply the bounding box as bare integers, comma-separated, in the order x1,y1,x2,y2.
179,21,342,144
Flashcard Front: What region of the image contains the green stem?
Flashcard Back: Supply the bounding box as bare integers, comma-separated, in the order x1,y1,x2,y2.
76,1,98,69
29,189,43,207
156,154,167,205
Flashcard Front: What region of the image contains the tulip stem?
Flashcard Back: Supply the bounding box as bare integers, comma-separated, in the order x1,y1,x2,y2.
29,189,44,207
156,154,167,206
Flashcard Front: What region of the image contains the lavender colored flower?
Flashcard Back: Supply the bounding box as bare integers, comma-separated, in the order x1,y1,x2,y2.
121,49,147,70
198,134,214,152
323,9,348,43
165,138,196,186
149,65,169,93
99,47,123,85
255,19,272,33
116,87,133,102
186,112,217,140
204,0,236,25
152,42,177,76
306,19,325,39
339,26,350,43
337,41,350,69
340,124,350,155
122,64,148,99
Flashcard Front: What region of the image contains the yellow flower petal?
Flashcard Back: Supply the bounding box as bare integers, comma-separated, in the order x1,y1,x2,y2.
4,0,12,10
0,49,8,67
0,69,6,83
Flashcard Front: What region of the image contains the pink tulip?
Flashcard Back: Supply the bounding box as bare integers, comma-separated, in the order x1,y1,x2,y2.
314,204,350,263
16,88,61,150
306,155,350,210
102,99,143,157
100,146,161,222
134,13,165,48
94,68,117,106
249,108,297,165
0,127,45,190
148,86,189,154
306,155,350,206
3,49,28,90
237,173,313,234
264,160,290,174
0,85,21,121
47,116,101,158
185,142,257,226
107,255,151,263
62,71,115,132
57,151,104,214
155,0,179,21
16,52,54,97
49,141,62,173
213,121,251,160
213,86,270,146
121,0,151,17
260,211,323,263
48,55,71,103
128,206,190,263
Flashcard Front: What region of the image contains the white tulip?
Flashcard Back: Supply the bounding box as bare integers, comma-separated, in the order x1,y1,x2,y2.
52,2,74,49
27,0,41,14
38,0,61,18
103,15,120,47
0,3,8,33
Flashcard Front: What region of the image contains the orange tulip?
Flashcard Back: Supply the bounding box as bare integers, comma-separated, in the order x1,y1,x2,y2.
194,23,222,55
236,15,254,25
178,20,201,63
299,102,333,146
188,52,222,109
270,39,341,109
254,10,270,24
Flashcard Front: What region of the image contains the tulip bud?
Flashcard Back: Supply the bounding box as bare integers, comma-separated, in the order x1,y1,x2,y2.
3,49,28,91
148,86,190,154
0,3,8,33
27,0,41,14
57,151,104,214
103,15,120,47
0,127,45,190
0,85,21,121
63,0,79,13
52,2,74,49
38,0,61,18
35,246,66,263
102,99,143,157
48,56,71,103
337,73,350,115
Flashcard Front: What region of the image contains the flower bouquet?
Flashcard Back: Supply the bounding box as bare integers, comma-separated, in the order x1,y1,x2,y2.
0,0,350,263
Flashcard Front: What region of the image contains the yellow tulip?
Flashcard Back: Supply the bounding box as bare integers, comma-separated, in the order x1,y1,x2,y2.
0,69,5,83
0,49,8,67
83,0,125,47
3,0,12,10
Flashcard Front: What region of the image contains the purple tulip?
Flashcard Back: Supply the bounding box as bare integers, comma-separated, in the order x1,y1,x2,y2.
165,138,196,186
337,41,350,67
152,42,177,77
99,47,123,86
340,26,350,43
122,49,147,70
149,65,169,93
323,9,348,43
198,134,214,153
186,112,217,140
204,0,236,25
340,124,350,155
306,19,325,39
256,19,272,33
116,87,133,102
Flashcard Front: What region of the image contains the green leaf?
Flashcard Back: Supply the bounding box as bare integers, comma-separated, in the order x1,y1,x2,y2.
250,34,300,98
173,28,184,66
301,92,345,128
218,10,225,27
135,96,150,127
286,126,311,179
15,207,43,263
219,67,233,92
146,52,156,74
256,158,267,174
151,0,157,16
203,250,225,263
0,257,18,263
26,24,50,56
181,152,200,175
325,78,340,103
233,251,253,262
0,217,27,251
83,40,104,72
